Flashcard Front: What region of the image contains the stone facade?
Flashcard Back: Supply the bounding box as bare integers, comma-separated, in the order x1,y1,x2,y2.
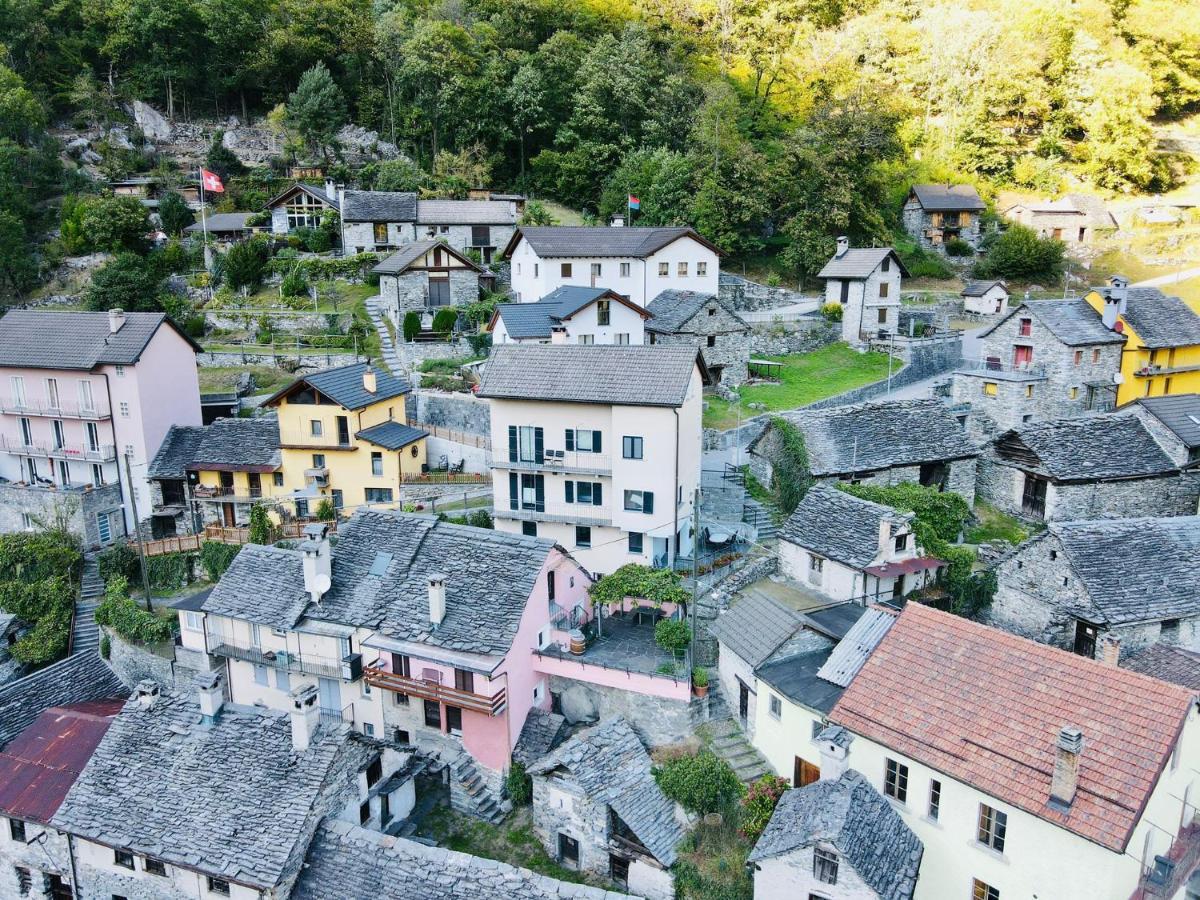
102,628,208,690
412,389,492,436
380,268,480,318
197,350,366,370
0,821,74,900
0,482,125,549
545,675,708,749
902,198,983,252
748,320,840,356
718,274,810,311
390,338,477,375
416,224,516,263
205,309,352,335
809,458,979,506
649,302,751,386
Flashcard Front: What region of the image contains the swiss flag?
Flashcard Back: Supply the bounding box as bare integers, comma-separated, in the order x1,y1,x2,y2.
201,169,225,193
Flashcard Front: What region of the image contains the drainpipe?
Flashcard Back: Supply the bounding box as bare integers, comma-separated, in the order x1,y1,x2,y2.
672,407,680,565
99,371,123,540
65,832,81,898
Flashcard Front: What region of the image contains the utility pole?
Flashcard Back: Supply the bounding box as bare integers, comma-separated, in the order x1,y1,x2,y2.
690,486,700,676
124,452,153,611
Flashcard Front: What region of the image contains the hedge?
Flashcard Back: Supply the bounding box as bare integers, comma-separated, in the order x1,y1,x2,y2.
0,576,74,665
94,577,175,644
653,751,745,814
0,530,81,582
200,541,241,581
768,417,813,515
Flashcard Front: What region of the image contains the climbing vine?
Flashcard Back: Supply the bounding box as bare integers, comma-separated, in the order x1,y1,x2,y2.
767,417,812,515
589,564,689,609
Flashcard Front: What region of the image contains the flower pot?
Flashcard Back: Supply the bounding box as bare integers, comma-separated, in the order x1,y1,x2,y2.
693,682,709,698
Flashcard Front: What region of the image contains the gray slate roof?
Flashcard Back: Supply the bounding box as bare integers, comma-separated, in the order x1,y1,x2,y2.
1050,516,1200,625
645,290,748,334
341,190,417,222
961,279,1007,297
755,648,843,712
371,240,480,275
493,287,626,340
528,718,684,866
355,420,428,450
479,344,700,407
708,592,806,668
512,709,569,766
772,398,977,477
203,544,304,632
53,691,374,891
184,212,255,233
1134,394,1200,448
0,653,126,750
507,226,718,259
748,770,923,900
996,414,1178,481
293,820,632,900
780,484,906,569
1116,288,1200,348
275,362,412,411
0,310,196,370
910,184,985,212
1122,644,1200,691
191,414,281,471
817,248,909,280
147,425,207,478
417,199,516,225
981,300,1126,346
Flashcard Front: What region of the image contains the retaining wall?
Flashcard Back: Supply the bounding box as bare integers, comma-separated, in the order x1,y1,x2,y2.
196,350,365,369
413,390,491,436
719,274,812,311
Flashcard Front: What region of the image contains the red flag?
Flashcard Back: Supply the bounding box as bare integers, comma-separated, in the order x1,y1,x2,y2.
201,169,225,193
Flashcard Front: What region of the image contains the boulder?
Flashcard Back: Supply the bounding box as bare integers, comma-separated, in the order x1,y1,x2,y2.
132,100,172,142
79,149,103,165
558,685,598,725
337,124,403,161
65,137,91,158
106,127,134,151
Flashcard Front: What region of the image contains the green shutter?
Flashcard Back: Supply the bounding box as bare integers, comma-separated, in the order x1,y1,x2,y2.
593,430,602,452
643,491,654,514
594,483,603,506
565,429,574,451
534,427,544,463
508,426,517,462
508,472,518,510
565,481,574,503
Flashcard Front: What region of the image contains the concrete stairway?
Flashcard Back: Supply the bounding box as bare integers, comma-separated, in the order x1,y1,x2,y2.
706,689,772,784
365,295,403,374
450,754,507,824
72,554,104,655
742,496,781,543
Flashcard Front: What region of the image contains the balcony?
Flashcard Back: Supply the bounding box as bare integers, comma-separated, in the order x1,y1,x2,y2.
498,501,613,527
192,485,263,504
494,450,612,476
206,633,359,680
955,358,1048,380
1134,362,1200,378
1,436,117,462
0,396,111,419
363,663,507,716
278,428,356,451
320,703,355,728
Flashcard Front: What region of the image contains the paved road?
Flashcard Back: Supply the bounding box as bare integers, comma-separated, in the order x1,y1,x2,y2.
1132,267,1200,288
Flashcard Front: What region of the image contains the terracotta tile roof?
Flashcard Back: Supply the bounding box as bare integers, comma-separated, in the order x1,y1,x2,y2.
829,604,1193,853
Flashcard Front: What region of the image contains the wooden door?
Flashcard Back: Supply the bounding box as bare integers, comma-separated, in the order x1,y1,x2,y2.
794,757,820,787
222,503,235,527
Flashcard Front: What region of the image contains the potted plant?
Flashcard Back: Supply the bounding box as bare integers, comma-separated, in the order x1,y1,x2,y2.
692,667,710,698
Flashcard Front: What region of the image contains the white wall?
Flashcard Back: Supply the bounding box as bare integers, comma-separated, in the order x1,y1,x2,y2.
753,844,879,900
751,680,825,784
715,639,759,738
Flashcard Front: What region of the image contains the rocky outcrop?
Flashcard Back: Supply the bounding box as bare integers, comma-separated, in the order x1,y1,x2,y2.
132,100,172,141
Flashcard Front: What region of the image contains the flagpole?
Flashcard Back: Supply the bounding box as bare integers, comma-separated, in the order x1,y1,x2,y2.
199,168,212,274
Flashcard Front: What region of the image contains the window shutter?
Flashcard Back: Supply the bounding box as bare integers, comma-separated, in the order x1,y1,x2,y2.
535,476,545,508
565,429,574,451
534,427,544,463
593,483,603,506
565,481,574,503
508,472,518,510
643,491,654,514
593,430,602,452
508,426,517,462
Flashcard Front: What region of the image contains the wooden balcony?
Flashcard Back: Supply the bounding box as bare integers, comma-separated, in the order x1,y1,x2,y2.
363,664,507,716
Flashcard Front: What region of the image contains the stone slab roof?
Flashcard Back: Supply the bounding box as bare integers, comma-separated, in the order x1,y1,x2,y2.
183,212,254,233
0,310,199,370
416,199,516,225
147,424,208,478
1121,643,1200,692
293,819,634,899
340,190,417,222
295,362,412,410
512,709,569,766
203,544,307,632
909,184,985,212
773,398,977,477
995,414,1178,482
817,247,908,279
1049,516,1200,625
708,592,807,669
355,420,428,450
372,240,481,275
1133,394,1200,448
645,289,748,334
529,717,684,867
1117,288,1200,348
190,414,280,471
748,770,923,900
480,344,701,407
53,691,375,890
981,300,1125,346
505,225,719,259
830,604,1194,853
961,279,1007,297
780,483,906,569
0,653,127,750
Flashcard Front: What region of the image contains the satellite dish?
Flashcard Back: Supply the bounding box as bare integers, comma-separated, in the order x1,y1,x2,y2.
313,573,332,593
1112,372,1124,385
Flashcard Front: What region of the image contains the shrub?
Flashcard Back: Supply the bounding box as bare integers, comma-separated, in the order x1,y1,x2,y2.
654,751,745,814
98,543,140,583
505,761,532,806
975,224,1064,282
100,633,111,659
84,253,164,312
280,266,309,298
944,237,974,257
144,552,189,591
819,302,843,322
431,307,458,333
467,331,493,356
94,577,175,644
769,417,813,515
199,541,240,581
315,499,336,521
654,617,692,653
466,509,493,529
402,311,422,342
692,667,709,687
224,238,270,292
740,775,790,842
0,576,74,665
248,505,275,545
0,530,82,582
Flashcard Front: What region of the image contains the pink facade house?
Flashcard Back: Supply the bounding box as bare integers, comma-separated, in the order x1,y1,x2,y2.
0,309,202,546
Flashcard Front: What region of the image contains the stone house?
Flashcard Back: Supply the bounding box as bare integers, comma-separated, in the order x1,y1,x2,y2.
976,413,1200,522
340,189,417,253
266,181,340,235
902,184,986,252
960,280,1009,316
778,484,945,605
950,298,1125,436
528,717,685,900
374,240,482,325
1003,194,1117,244
748,398,979,504
488,286,652,346
145,423,206,536
646,289,751,387
747,766,923,900
1120,393,1200,466
987,515,1200,656
415,199,518,264
183,211,262,244
817,238,907,346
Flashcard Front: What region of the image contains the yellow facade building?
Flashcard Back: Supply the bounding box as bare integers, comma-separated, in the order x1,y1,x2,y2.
1084,278,1200,405
263,362,427,517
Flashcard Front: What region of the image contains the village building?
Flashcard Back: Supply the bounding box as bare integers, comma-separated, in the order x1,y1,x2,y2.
528,717,685,900
976,413,1200,522
817,239,907,345
415,199,518,263
747,767,923,900
902,183,986,252
0,309,202,547
645,290,751,387
950,298,1126,435
1121,643,1200,692
828,603,1200,900
987,515,1200,655
503,226,722,305
266,181,340,235
340,189,416,253
488,286,652,346
1121,393,1200,466
479,344,704,575
183,211,261,244
0,652,126,750
960,280,1009,316
748,398,979,504
1003,194,1117,243
1082,278,1200,404
373,240,483,325
778,484,945,605
262,362,427,518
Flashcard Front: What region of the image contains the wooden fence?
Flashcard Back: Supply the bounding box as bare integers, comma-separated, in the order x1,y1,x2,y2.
139,520,338,557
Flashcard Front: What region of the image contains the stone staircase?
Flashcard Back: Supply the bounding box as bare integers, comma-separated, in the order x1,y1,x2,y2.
449,753,508,824
706,689,772,784
72,554,104,655
742,496,781,543
365,295,403,374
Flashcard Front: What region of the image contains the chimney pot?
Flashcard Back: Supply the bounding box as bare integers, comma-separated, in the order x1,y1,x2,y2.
428,573,447,628
1098,633,1120,667
108,308,126,334
301,524,332,604
135,679,160,709
289,683,321,752
835,236,850,258
194,670,224,724
362,368,377,393
1050,726,1084,807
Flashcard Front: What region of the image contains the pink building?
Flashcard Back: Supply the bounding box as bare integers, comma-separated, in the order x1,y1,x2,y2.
0,309,202,546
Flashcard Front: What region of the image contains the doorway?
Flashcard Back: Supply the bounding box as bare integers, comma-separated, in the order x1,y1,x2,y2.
558,833,580,869
738,679,749,723
221,503,235,527
794,757,820,787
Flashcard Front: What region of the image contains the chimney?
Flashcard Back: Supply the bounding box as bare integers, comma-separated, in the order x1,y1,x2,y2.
108,308,126,334
363,367,377,393
1050,726,1084,807
300,523,332,604
194,670,224,725
1109,274,1129,313
550,326,568,345
325,178,337,202
428,573,447,628
814,724,852,781
610,215,625,227
289,683,321,752
1097,633,1120,667
134,679,160,710
835,236,849,258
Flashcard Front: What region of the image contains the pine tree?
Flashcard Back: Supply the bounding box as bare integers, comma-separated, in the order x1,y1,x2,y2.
285,63,347,160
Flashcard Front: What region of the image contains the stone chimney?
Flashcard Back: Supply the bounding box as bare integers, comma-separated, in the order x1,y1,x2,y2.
428,573,447,629
135,679,160,710
1097,633,1120,667
324,178,337,202
362,368,377,394
835,236,850,258
289,683,321,752
814,724,852,781
108,308,126,334
195,670,224,725
1050,726,1084,807
300,523,332,605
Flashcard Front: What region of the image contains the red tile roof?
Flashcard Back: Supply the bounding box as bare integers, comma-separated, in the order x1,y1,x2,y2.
829,604,1194,853
0,700,123,824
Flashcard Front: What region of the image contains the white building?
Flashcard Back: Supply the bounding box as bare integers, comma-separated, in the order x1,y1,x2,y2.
817,238,907,345
487,287,652,345
961,280,1010,316
503,226,722,305
478,344,705,576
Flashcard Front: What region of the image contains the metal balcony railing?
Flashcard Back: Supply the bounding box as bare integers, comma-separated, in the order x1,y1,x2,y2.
0,396,112,419
363,663,507,716
499,501,612,527
205,634,349,680
495,450,612,475
956,358,1048,378
1,436,117,462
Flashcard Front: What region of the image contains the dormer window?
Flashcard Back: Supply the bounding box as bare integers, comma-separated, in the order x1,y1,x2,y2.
882,257,891,272
894,534,908,552
596,300,610,326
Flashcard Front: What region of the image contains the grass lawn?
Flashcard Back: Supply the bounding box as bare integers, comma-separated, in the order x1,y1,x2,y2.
703,343,900,429
541,200,584,226
965,501,1038,545
196,365,294,395
235,279,377,313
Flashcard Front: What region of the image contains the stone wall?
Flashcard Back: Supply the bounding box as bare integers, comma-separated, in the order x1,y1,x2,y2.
0,482,124,549
718,274,810,311
103,628,206,690
205,309,352,334
748,320,839,356
546,675,707,749
902,199,983,251
413,390,491,436
390,338,476,374
197,350,365,369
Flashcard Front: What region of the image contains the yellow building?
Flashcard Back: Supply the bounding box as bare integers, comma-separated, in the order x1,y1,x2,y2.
1084,277,1200,405
263,362,427,517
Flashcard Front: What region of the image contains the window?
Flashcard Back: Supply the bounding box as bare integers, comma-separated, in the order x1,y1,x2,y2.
445,705,463,735
623,436,644,459
972,879,1000,900
596,299,610,325
628,532,644,553
877,307,888,325
253,664,269,686
697,261,707,276
45,378,59,408
1069,386,1079,400
658,262,669,277
423,699,441,728
371,452,383,476
620,262,631,277
1018,317,1032,337
928,779,941,821
809,555,824,572
623,490,654,513
707,334,716,347
977,804,1007,853
769,694,782,719
678,261,688,277
561,263,572,278
144,858,166,877
591,263,602,279
9,819,26,842
566,428,601,453
275,669,290,692
878,282,889,299
15,866,30,895
894,534,908,552
184,611,203,631
578,334,594,345
273,472,284,487
310,419,323,436
513,425,543,462
566,480,602,505
983,381,998,397
394,728,410,744
114,849,135,869
575,526,591,548
614,332,630,345
1093,348,1101,363
1162,618,1180,640
1074,350,1083,365
522,521,537,537
884,758,908,802
455,668,475,693
611,854,630,887
813,848,839,885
